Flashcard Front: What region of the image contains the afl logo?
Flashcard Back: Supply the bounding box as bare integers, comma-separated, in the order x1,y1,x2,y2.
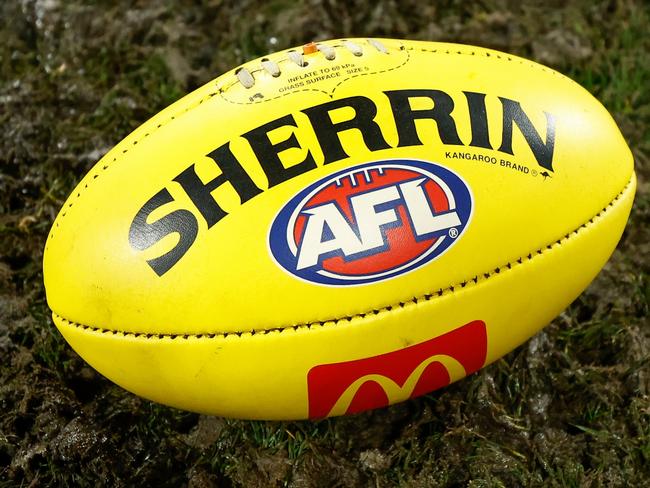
269,160,473,286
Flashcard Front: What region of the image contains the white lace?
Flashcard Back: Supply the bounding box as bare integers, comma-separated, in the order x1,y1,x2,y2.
260,58,281,77
235,67,255,89
368,38,388,53
342,40,363,56
287,50,307,67
235,39,389,89
316,43,336,60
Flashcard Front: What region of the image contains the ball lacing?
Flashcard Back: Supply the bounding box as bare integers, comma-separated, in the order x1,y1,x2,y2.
235,39,389,89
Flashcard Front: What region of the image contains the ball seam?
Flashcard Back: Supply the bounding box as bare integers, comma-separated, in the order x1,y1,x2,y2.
51,175,634,340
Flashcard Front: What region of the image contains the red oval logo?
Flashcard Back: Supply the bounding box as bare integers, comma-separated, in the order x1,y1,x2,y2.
269,160,473,285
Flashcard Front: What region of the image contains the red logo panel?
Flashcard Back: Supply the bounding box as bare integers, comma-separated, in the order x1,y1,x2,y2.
307,320,488,418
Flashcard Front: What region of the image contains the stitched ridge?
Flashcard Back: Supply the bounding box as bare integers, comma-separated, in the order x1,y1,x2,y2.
53,176,633,341
47,40,574,245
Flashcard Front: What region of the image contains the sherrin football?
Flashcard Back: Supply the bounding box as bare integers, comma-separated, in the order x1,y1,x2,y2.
43,38,636,420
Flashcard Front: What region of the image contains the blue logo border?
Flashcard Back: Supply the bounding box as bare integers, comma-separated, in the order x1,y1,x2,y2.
268,159,473,286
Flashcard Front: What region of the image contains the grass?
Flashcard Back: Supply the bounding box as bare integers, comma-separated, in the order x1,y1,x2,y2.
1,0,648,486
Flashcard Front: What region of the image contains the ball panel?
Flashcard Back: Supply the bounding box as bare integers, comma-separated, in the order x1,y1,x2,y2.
52,174,634,419
44,40,634,339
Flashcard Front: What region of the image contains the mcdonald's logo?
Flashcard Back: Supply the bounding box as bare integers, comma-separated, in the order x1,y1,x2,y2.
307,320,487,417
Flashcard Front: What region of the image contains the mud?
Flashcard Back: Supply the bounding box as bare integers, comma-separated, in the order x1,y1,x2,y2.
1,1,648,486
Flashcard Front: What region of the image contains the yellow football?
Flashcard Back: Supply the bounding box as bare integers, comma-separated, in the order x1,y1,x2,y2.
43,38,635,420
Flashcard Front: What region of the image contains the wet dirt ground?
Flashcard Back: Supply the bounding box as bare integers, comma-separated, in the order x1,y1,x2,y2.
1,1,648,486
